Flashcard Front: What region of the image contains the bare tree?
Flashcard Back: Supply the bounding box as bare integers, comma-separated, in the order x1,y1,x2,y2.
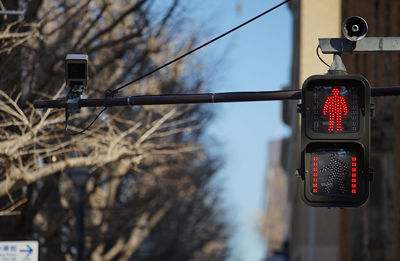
0,0,230,260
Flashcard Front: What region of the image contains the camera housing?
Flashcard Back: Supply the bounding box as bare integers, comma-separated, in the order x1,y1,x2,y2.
65,54,88,90
65,54,88,115
342,16,368,41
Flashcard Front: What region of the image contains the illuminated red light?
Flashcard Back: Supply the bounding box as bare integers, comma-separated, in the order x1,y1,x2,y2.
322,88,348,132
312,156,319,194
351,156,357,194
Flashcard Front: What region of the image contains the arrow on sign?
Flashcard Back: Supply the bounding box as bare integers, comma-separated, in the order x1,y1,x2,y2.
20,245,33,256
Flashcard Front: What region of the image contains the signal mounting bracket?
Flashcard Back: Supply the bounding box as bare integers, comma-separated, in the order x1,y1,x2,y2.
327,53,347,75
320,37,400,75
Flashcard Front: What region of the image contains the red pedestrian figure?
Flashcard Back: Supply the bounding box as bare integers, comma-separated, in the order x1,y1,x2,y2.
322,88,348,132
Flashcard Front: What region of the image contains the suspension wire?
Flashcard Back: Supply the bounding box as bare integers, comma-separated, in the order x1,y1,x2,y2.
108,0,291,96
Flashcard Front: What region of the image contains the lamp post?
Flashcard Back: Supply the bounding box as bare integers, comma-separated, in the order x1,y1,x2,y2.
66,166,90,261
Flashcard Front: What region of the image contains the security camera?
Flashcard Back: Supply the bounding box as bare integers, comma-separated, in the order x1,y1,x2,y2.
65,54,88,115
65,54,88,94
342,16,368,41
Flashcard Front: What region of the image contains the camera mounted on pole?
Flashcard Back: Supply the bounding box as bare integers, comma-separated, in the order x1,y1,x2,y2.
65,54,88,125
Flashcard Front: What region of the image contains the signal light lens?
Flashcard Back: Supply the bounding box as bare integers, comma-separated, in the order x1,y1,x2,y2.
310,148,359,197
311,86,360,134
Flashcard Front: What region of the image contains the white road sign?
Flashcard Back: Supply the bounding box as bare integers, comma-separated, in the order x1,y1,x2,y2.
0,241,38,261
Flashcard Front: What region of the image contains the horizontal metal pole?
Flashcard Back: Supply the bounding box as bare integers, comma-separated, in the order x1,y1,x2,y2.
33,86,400,109
0,10,25,16
371,86,400,96
33,90,302,109
319,37,400,53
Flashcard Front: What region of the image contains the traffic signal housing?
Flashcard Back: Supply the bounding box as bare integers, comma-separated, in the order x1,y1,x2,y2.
300,74,371,207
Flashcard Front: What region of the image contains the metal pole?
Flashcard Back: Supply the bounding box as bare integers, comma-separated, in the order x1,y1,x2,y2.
76,186,84,261
33,90,301,108
66,166,90,261
0,10,25,16
33,87,400,109
319,37,400,54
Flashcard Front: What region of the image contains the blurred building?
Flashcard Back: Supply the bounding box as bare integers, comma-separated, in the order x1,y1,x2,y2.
261,140,288,258
263,0,400,260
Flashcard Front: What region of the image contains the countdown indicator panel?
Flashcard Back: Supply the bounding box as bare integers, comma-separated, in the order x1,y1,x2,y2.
311,85,360,134
310,148,358,196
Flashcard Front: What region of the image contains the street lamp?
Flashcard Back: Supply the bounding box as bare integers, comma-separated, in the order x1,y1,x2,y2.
66,166,91,261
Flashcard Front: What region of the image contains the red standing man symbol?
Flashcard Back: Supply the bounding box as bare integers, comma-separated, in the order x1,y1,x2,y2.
322,88,348,132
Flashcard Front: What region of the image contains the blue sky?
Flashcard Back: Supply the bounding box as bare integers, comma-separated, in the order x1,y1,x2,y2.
187,1,293,260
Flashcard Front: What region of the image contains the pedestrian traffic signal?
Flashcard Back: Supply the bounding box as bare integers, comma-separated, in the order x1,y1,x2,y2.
300,74,371,207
